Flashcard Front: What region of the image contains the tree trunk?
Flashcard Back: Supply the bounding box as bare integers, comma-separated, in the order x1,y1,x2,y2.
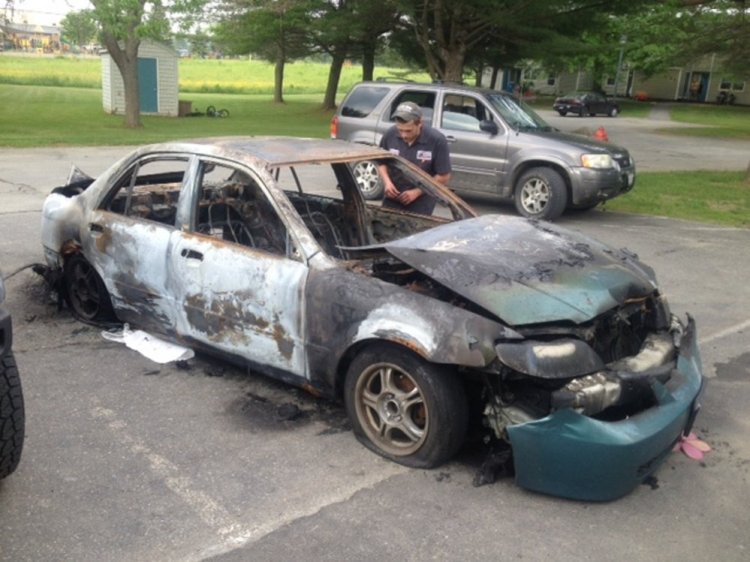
474,66,483,87
362,41,375,82
322,49,346,110
121,57,141,128
101,32,141,128
274,54,285,104
442,47,466,83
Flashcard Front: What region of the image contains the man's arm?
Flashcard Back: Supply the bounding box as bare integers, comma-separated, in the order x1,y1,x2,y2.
378,164,401,200
433,172,451,185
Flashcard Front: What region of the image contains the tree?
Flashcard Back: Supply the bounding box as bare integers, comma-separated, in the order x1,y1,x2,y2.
214,0,312,103
310,0,398,110
89,0,206,128
89,0,168,128
60,9,98,48
394,0,652,83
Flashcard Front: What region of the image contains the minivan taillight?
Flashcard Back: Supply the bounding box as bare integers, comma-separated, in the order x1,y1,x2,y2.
330,115,338,139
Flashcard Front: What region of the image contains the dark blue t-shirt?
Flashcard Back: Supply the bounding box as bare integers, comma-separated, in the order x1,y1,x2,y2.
379,125,451,215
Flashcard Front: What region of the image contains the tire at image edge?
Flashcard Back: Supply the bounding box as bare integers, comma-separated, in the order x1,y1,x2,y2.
0,351,24,479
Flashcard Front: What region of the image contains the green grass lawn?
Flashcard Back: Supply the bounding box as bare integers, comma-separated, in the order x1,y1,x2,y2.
607,171,750,228
0,54,430,94
0,84,335,146
662,104,750,140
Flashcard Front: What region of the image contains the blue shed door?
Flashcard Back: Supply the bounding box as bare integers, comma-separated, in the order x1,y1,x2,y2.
138,57,158,113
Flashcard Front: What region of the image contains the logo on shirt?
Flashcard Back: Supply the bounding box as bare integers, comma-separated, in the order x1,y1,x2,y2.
388,148,400,156
416,150,433,162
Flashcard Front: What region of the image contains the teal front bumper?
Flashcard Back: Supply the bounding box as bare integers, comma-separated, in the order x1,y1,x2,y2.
506,317,704,501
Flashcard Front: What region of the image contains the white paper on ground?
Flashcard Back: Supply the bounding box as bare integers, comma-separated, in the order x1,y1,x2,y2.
102,323,195,364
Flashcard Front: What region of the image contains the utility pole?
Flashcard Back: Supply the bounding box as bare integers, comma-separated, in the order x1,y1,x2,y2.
612,35,627,98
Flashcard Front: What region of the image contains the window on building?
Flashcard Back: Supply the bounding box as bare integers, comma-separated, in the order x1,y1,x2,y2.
719,78,745,92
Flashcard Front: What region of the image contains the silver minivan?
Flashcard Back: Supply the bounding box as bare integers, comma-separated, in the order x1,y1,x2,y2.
331,81,635,220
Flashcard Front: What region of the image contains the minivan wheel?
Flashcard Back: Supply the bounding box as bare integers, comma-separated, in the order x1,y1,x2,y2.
609,107,619,117
352,160,384,200
514,168,568,221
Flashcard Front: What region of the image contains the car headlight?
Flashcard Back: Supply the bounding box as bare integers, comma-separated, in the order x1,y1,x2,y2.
581,154,615,169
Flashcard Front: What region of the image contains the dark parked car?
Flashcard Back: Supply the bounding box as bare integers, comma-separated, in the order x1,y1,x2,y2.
553,91,620,117
332,81,634,221
0,271,24,480
40,137,704,500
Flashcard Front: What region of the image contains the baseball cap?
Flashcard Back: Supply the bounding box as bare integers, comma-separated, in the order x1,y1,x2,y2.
392,101,422,122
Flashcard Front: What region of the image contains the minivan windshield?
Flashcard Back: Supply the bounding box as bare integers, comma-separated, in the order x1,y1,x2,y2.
486,94,552,132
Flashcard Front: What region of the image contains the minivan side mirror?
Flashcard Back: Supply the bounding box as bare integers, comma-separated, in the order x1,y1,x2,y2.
479,120,499,135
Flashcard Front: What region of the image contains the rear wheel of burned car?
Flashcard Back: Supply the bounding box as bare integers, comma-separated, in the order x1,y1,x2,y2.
352,160,384,200
64,253,115,322
344,343,468,468
514,167,568,220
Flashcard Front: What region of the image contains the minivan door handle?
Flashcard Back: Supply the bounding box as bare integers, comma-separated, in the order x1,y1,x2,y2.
445,135,457,143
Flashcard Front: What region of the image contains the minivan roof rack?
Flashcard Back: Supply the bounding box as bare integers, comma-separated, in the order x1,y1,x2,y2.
374,77,415,83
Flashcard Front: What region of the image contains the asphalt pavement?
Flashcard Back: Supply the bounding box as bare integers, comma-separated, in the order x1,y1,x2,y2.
0,111,749,562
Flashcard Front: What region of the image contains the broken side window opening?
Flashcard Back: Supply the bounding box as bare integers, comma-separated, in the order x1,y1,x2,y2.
193,160,291,258
103,156,190,227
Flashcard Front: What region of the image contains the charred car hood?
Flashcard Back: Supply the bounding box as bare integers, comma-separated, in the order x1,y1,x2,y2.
383,215,657,326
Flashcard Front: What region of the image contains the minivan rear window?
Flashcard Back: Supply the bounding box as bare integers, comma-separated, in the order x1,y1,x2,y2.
341,86,390,118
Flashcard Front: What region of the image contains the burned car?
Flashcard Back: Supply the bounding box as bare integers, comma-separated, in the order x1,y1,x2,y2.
40,137,704,501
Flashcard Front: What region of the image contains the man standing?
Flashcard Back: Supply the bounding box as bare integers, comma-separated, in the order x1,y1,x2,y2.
378,101,451,215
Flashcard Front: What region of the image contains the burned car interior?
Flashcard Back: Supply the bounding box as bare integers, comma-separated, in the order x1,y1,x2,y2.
99,154,456,263
39,138,705,502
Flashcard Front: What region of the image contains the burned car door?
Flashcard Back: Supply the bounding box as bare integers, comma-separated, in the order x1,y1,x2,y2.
169,159,308,379
88,155,190,333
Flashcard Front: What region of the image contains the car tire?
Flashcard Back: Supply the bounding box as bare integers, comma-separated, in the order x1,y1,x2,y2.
514,167,568,220
0,351,24,479
609,107,619,117
64,253,115,322
557,110,567,117
352,160,384,200
344,342,468,469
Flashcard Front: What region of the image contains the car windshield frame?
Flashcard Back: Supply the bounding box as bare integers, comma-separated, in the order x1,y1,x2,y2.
485,94,552,132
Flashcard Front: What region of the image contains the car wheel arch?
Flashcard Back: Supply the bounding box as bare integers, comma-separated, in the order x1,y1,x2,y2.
510,160,573,202
334,336,432,399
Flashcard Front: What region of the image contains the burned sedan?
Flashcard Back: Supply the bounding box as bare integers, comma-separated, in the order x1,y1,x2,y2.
40,137,704,501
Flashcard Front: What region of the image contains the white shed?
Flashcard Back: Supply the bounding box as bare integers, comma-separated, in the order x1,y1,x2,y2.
101,39,179,117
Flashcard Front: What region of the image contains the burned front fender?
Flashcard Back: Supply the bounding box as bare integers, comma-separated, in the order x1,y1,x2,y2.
303,266,520,395
505,316,704,501
41,192,86,268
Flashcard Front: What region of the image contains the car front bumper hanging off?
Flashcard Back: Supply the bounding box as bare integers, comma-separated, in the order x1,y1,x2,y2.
506,316,704,501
